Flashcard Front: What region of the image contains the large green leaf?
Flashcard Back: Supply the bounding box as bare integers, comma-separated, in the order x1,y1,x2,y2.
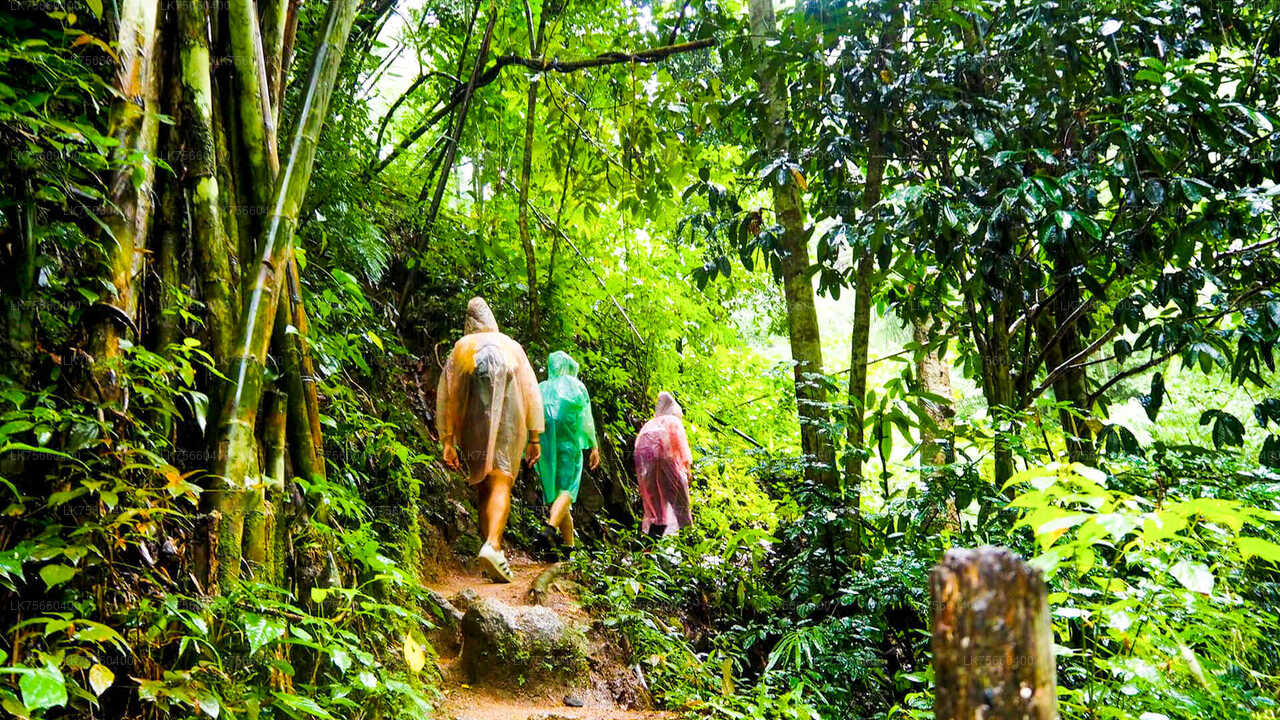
19,664,66,711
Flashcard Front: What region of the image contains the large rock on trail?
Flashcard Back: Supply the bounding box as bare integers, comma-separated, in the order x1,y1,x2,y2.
457,590,589,689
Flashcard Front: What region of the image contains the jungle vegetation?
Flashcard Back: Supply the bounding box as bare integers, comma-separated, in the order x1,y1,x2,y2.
0,0,1278,717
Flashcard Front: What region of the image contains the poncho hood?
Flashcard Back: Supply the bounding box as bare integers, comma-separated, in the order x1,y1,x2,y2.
463,297,499,334
547,350,580,378
655,391,682,418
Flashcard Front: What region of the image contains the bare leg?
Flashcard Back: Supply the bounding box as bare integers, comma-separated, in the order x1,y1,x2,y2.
548,490,572,529
475,478,493,542
558,507,575,547
481,469,514,550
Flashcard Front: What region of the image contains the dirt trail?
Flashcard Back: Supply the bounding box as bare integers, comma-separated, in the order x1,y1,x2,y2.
427,556,671,720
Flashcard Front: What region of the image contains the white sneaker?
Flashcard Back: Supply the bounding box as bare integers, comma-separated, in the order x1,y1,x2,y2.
477,541,513,583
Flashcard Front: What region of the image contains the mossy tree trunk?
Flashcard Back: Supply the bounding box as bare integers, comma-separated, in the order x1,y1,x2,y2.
177,0,240,365
205,0,361,589
89,0,164,406
747,0,837,490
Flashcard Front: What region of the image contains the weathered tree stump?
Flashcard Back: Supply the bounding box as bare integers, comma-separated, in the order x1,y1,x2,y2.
930,546,1056,720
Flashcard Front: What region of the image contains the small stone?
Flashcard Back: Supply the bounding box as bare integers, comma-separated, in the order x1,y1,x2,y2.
562,694,584,707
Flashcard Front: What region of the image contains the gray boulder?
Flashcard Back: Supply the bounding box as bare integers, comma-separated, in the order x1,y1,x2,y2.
459,594,588,688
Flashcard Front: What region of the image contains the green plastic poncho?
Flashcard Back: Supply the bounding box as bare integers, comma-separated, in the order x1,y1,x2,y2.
536,351,597,504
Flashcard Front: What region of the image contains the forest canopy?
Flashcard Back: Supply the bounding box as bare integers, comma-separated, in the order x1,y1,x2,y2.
0,0,1278,718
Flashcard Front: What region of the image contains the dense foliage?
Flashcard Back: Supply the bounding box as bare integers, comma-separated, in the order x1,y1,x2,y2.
1,0,1278,718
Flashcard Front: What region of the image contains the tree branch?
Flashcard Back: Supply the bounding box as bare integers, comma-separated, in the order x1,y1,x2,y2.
501,175,644,346
368,38,716,178
1026,325,1120,404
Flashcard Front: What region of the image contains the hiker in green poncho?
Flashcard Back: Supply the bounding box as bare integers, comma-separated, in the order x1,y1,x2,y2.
537,351,600,550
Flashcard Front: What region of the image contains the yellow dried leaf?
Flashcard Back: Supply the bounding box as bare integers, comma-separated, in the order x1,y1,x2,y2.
403,633,426,673
89,663,114,696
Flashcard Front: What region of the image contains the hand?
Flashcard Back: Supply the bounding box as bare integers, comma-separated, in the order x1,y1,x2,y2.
442,443,460,471
526,440,541,465
588,447,601,470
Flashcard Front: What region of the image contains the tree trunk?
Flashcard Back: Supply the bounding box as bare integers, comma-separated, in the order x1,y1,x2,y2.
1048,260,1094,465
931,546,1057,720
915,319,958,530
982,297,1017,488
517,79,541,339
845,117,886,555
227,0,279,211
89,0,164,406
748,0,836,489
915,320,953,469
178,0,240,364
206,0,360,589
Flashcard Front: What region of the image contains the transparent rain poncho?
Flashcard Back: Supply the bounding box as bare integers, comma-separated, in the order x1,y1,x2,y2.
634,391,693,535
536,351,598,504
436,298,544,485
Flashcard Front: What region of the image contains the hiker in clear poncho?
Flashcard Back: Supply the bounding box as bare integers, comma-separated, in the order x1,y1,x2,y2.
634,392,693,537
436,298,543,582
537,351,600,551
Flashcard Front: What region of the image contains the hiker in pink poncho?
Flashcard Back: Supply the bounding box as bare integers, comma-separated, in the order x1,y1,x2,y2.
634,392,693,537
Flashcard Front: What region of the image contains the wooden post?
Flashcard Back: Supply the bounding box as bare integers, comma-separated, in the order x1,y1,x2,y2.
931,546,1056,720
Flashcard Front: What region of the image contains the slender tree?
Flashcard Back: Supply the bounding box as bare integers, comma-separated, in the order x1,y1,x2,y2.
88,0,163,405
747,0,837,489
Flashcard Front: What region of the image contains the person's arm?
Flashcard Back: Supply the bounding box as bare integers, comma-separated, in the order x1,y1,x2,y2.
436,348,460,470
511,340,543,463
581,383,600,469
671,419,693,471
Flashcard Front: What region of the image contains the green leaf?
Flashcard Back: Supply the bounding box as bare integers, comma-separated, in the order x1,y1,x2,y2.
1113,339,1132,365
272,691,334,719
1238,537,1280,563
244,614,285,656
1169,560,1214,595
330,647,351,672
39,564,76,590
1140,372,1164,421
19,664,66,711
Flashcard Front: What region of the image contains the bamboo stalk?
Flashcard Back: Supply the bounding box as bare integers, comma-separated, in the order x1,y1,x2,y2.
226,0,329,497
208,0,360,588
273,296,325,485
277,0,301,129
215,72,253,263
227,0,326,481
177,0,239,364
88,0,164,405
260,0,288,108
286,263,326,465
226,0,280,210
249,390,288,575
153,43,183,358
